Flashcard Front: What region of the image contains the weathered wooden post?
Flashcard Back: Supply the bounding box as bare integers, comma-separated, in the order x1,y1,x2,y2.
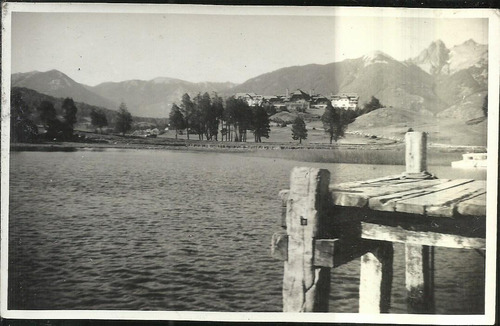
405,243,435,313
405,131,427,174
404,131,435,313
359,242,394,313
282,167,331,312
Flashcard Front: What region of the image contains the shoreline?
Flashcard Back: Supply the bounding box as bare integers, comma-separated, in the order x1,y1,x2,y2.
9,139,487,167
10,138,486,153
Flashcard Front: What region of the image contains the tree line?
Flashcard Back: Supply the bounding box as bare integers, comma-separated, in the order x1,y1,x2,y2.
169,93,385,144
10,93,79,142
169,92,271,143
10,90,135,142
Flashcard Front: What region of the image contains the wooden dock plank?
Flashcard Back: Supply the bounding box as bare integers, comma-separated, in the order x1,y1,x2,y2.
456,193,487,216
368,179,473,212
331,178,462,209
395,180,486,217
330,177,422,192
331,178,438,192
330,179,447,208
329,174,404,189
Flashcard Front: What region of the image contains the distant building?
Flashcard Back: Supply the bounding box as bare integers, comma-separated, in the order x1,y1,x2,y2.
235,92,263,106
262,95,279,103
287,89,311,110
233,89,357,111
330,93,359,110
310,95,331,109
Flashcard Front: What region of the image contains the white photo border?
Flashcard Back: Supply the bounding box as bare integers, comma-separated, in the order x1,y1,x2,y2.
1,3,498,324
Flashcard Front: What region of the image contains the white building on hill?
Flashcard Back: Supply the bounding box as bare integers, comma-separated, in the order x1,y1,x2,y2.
331,93,359,110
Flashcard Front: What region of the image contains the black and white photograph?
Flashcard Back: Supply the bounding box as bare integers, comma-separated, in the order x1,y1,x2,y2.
1,3,498,324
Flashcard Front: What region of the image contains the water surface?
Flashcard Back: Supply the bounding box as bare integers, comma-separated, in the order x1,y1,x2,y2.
9,149,486,313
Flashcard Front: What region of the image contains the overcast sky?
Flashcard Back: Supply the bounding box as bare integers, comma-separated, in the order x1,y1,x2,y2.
11,10,488,86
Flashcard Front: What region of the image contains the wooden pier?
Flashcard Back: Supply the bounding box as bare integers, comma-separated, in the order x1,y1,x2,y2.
271,131,486,313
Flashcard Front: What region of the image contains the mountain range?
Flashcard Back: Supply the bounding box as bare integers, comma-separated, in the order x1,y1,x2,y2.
12,70,117,110
12,39,488,124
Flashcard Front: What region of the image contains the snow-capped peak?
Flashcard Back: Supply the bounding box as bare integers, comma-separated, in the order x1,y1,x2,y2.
448,39,488,74
362,51,395,67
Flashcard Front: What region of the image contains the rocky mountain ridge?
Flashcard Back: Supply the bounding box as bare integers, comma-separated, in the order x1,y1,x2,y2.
408,39,487,76
12,39,487,122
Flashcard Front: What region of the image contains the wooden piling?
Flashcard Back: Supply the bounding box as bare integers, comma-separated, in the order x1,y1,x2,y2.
404,131,435,313
405,244,435,313
282,167,331,312
405,131,427,174
359,242,394,313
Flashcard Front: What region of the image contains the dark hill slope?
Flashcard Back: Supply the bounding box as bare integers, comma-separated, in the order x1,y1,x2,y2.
12,70,118,110
11,87,164,127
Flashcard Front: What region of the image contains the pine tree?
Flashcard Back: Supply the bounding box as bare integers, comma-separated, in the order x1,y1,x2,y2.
321,103,349,144
115,103,133,135
62,98,78,139
291,116,307,144
62,98,78,127
169,104,186,139
180,93,194,140
252,105,271,143
211,93,224,141
362,96,383,114
37,100,57,129
90,109,108,133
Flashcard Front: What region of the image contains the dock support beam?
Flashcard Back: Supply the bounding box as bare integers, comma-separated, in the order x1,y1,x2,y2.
282,167,331,312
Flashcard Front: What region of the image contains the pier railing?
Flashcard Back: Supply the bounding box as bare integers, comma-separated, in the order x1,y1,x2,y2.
271,132,486,313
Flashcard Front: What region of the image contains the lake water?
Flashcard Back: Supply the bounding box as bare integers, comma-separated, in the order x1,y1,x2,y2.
8,149,486,313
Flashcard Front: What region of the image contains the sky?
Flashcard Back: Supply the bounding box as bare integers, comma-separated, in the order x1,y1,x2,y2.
11,10,488,86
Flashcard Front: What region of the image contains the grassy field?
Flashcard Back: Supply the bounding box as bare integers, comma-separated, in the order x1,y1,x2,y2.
349,107,488,147
162,124,396,146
